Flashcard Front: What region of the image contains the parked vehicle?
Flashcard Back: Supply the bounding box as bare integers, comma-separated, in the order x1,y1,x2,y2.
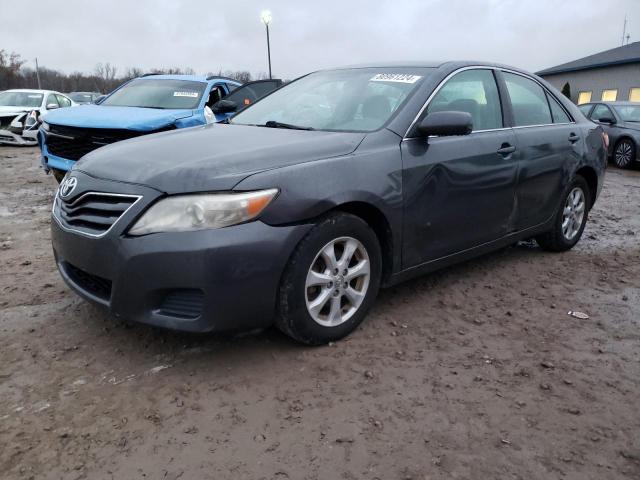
68,92,103,104
51,62,606,345
39,75,282,181
0,89,75,146
578,101,640,169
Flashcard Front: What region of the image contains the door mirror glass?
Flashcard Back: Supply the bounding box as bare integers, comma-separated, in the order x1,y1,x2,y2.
212,99,238,114
417,111,473,137
598,116,616,124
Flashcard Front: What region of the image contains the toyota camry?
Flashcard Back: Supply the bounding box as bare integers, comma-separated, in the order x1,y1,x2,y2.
51,61,607,345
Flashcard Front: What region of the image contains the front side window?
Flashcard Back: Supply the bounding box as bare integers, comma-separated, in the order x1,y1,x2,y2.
601,89,618,101
577,91,592,105
0,91,43,108
612,104,640,122
101,79,207,109
46,94,60,108
590,104,614,122
427,69,503,131
503,72,552,127
231,68,431,132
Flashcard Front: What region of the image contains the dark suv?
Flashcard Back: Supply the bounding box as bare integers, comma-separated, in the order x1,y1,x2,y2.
51,61,607,345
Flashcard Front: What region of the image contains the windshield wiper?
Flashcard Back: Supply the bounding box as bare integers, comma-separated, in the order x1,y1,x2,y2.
262,120,314,131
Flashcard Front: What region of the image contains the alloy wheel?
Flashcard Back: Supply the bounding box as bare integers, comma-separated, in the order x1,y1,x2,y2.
615,141,633,168
561,187,586,241
305,236,371,327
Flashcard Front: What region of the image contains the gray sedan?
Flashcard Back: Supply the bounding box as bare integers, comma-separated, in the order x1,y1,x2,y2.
578,101,640,169
51,61,607,345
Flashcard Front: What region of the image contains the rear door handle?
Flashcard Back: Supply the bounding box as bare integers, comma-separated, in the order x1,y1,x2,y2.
568,133,580,143
497,144,516,156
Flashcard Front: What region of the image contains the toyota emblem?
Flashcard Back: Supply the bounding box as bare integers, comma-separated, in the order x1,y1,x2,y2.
59,176,78,198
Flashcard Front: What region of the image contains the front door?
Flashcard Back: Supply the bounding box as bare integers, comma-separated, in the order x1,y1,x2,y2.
401,68,518,268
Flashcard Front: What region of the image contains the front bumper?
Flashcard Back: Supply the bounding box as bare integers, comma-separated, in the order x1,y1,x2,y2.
39,132,76,173
51,177,311,332
0,128,38,146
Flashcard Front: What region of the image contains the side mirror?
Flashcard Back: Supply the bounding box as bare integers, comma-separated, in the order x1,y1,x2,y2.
46,103,59,110
598,117,616,125
416,111,473,137
212,99,238,115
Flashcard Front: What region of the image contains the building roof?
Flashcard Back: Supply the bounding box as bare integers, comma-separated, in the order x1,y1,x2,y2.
537,41,640,76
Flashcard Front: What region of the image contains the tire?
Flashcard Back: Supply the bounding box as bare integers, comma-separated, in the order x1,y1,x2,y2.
52,169,66,183
276,212,382,345
613,138,635,169
535,175,591,252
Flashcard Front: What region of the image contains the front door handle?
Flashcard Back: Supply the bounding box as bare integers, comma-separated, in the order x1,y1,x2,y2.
568,133,580,143
497,144,516,156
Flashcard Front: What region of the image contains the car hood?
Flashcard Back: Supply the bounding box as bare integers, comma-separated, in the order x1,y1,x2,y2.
0,106,30,115
43,104,194,131
75,123,366,193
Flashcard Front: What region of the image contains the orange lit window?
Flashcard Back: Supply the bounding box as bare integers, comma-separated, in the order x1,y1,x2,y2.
629,88,640,102
601,89,618,101
577,91,592,104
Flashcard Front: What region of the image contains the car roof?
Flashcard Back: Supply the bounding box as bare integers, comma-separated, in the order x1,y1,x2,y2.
3,89,59,94
597,101,640,106
321,60,539,76
136,74,240,84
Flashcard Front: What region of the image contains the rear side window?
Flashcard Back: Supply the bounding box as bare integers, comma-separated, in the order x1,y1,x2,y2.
427,69,503,131
503,72,552,126
57,95,72,108
546,93,571,123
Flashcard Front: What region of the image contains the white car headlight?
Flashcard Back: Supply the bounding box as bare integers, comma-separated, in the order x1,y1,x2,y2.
128,189,279,236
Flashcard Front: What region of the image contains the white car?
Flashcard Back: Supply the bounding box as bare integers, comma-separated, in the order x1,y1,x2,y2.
0,89,76,146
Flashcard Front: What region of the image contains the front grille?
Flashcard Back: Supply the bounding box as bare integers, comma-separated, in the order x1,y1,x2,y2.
64,262,112,301
0,116,14,129
46,125,148,160
156,290,204,319
56,192,140,236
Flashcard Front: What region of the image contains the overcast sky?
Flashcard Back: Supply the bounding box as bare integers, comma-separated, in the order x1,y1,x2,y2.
2,0,640,79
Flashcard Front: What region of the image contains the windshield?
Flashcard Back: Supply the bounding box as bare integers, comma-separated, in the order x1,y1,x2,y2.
231,68,432,132
101,79,206,109
613,104,640,122
0,91,43,108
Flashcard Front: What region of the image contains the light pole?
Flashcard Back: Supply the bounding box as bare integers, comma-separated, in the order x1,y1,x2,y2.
260,10,272,79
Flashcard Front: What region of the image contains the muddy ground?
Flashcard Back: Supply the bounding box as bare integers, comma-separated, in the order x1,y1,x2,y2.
0,145,639,480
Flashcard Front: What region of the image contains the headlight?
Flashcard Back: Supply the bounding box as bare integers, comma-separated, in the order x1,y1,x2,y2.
128,189,279,236
41,121,50,132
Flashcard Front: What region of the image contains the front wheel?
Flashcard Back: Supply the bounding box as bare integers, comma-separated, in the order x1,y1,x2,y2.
613,138,635,169
276,212,382,345
535,176,591,252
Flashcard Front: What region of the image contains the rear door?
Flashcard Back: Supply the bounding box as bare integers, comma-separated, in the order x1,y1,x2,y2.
401,68,519,267
499,71,580,230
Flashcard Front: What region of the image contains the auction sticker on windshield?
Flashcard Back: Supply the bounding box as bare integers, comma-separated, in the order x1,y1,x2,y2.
173,91,200,97
370,74,422,83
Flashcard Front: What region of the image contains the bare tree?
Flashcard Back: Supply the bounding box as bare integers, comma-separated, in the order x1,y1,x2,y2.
94,62,117,92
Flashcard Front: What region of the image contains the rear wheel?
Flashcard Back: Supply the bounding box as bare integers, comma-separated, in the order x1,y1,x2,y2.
613,138,635,169
276,212,382,345
536,176,590,252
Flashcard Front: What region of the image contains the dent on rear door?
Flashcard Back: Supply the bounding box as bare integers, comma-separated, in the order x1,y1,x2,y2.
511,124,582,231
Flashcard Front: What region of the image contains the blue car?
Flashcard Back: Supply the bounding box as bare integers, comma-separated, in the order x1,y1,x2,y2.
39,74,282,181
